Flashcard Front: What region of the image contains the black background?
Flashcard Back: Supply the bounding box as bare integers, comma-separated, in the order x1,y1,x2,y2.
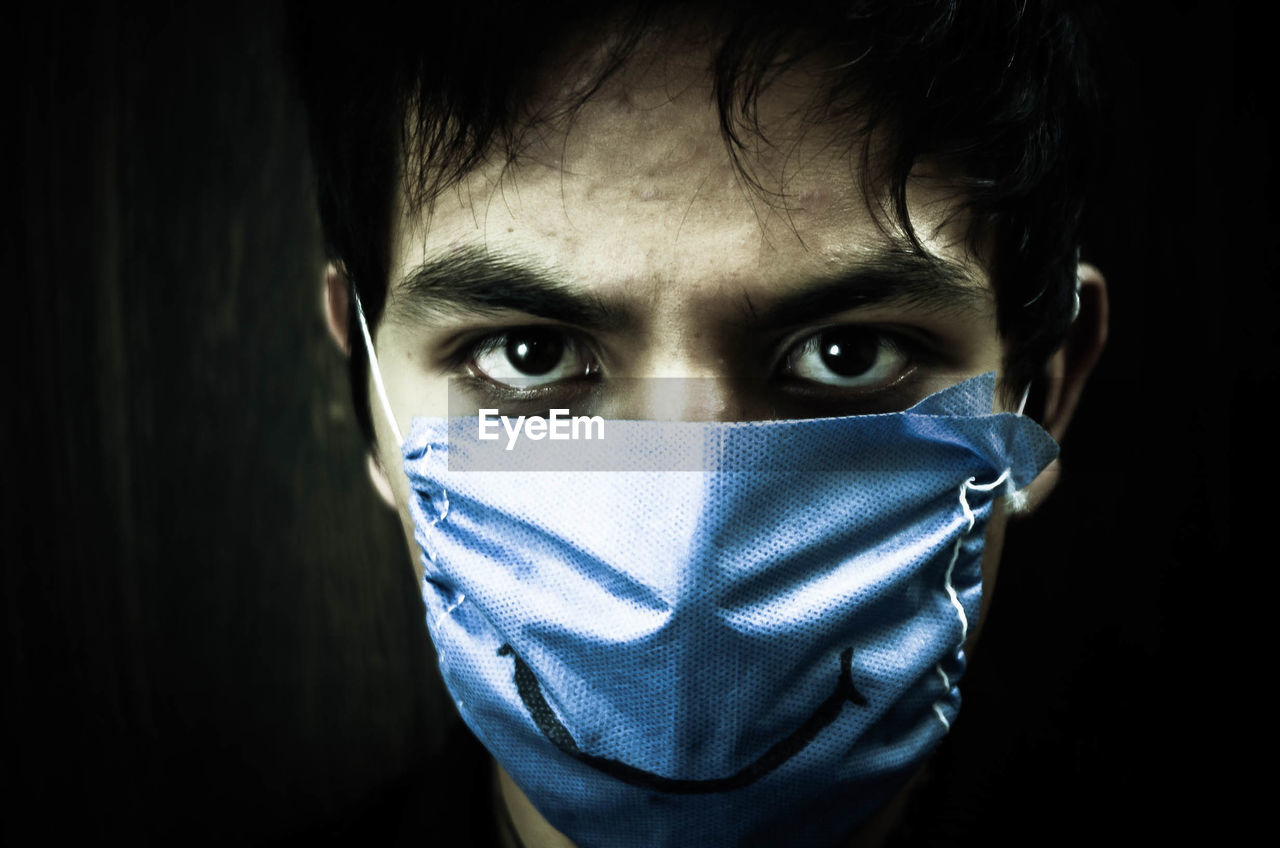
5,2,1265,844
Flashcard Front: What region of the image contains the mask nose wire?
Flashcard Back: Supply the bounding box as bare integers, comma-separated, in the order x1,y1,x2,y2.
352,287,406,449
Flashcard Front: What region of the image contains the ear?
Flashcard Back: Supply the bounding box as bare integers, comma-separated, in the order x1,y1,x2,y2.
323,262,351,355
1013,262,1108,515
1039,263,1108,442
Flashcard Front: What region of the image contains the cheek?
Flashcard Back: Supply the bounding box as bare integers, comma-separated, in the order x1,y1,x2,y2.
386,474,424,586
368,438,426,586
400,514,424,588
966,498,1009,655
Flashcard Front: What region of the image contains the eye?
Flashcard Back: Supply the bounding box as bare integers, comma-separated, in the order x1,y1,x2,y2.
780,326,911,389
469,326,598,388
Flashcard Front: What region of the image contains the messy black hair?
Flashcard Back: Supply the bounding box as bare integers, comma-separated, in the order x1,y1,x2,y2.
289,0,1102,443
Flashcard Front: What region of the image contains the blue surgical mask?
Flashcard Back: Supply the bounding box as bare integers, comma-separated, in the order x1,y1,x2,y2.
355,299,1058,848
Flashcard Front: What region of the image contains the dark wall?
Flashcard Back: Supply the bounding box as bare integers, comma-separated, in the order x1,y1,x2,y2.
7,3,455,842
6,2,1262,844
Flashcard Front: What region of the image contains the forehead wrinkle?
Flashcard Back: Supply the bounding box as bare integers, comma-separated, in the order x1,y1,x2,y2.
402,63,824,252
392,43,994,317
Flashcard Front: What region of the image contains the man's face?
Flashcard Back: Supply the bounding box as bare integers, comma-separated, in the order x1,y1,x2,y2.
362,44,1014,633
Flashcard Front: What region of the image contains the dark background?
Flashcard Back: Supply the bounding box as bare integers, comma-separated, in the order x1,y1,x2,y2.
5,2,1264,844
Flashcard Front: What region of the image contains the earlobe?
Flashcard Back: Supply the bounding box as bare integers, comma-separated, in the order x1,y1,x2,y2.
1014,263,1108,516
324,262,352,355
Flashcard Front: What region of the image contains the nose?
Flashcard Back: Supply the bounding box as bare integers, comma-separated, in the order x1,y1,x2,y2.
601,300,765,422
615,375,739,422
605,348,764,421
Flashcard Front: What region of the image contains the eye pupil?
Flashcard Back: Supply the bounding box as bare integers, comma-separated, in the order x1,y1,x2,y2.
819,328,878,377
505,329,564,376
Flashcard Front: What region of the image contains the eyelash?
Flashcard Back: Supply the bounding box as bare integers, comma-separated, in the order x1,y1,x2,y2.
771,325,924,389
445,327,601,397
446,324,929,394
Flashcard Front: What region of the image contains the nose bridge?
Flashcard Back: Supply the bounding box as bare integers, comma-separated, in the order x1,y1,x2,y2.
625,376,735,422
626,307,736,421
612,274,757,421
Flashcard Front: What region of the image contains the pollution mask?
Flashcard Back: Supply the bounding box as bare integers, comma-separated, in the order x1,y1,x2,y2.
356,295,1057,848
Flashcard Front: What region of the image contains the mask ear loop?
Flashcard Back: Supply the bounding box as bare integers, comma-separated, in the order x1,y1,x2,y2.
1015,253,1082,416
352,287,406,448
353,287,453,598
1010,262,1079,433
1001,382,1034,514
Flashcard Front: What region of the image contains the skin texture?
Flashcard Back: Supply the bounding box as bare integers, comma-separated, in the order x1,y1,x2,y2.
323,37,1106,848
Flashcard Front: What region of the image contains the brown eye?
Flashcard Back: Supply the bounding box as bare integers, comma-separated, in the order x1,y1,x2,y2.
817,328,880,377
471,327,597,388
782,327,909,388
504,328,565,376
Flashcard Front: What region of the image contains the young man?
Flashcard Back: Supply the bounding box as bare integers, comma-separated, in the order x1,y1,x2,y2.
292,2,1107,844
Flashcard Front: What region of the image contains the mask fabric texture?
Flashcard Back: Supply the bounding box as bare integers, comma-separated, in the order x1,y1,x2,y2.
402,374,1057,848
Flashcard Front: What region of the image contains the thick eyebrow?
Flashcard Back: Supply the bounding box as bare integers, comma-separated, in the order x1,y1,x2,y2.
748,250,991,333
386,247,631,331
386,245,988,332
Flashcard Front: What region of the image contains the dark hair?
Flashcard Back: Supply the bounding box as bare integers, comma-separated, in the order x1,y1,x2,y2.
289,0,1102,443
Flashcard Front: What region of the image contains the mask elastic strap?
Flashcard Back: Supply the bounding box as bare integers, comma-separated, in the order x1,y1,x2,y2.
1013,264,1075,423
1072,260,1083,323
353,287,406,448
1015,384,1030,417
1004,384,1032,513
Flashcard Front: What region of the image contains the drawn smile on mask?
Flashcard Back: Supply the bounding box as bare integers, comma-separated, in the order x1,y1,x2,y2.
498,644,868,794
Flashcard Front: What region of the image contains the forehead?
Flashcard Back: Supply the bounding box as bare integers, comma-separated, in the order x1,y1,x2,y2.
391,40,987,302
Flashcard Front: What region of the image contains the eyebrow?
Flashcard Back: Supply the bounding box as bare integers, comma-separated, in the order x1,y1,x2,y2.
748,250,990,333
387,248,630,330
386,246,988,332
